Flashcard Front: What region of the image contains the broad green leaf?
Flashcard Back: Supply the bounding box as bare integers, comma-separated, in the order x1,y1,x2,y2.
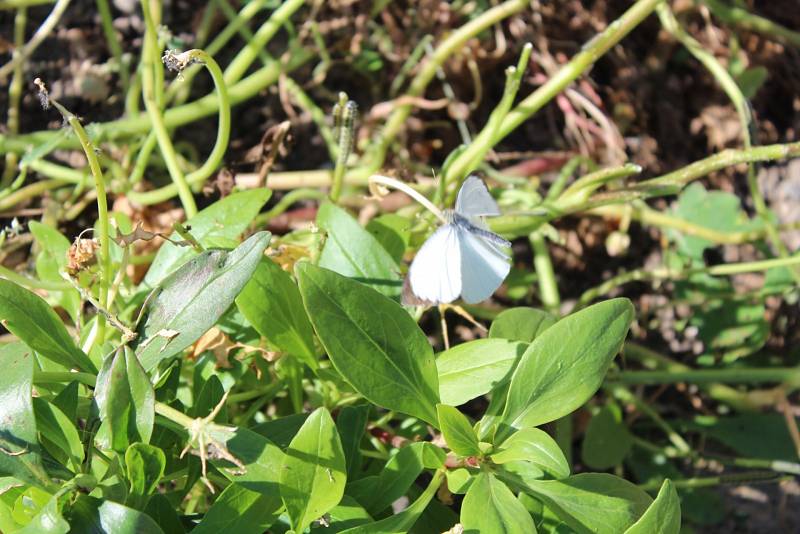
445,468,472,494
251,413,309,448
624,479,680,534
143,494,185,534
28,221,80,323
0,280,95,373
525,473,652,534
437,405,480,457
461,472,536,534
125,443,166,510
51,381,79,423
491,428,569,479
691,299,768,362
297,263,440,425
317,202,401,297
191,373,226,421
669,183,754,259
18,494,69,534
678,414,798,461
581,404,632,470
489,307,557,343
66,495,165,533
339,472,443,534
208,427,284,521
437,339,524,407
32,398,84,472
336,404,370,479
0,344,50,489
501,299,633,435
365,213,411,264
95,347,155,452
193,483,280,533
280,407,346,533
135,231,271,371
346,442,445,516
314,495,373,533
143,188,271,286
236,258,317,369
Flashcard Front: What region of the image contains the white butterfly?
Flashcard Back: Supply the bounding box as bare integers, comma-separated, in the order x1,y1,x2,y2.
407,176,511,304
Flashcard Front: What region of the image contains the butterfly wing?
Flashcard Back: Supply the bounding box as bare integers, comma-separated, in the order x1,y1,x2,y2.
458,229,511,304
408,224,462,304
455,175,501,217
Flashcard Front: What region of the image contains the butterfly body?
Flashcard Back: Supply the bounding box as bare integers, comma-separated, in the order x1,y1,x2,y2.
407,176,512,305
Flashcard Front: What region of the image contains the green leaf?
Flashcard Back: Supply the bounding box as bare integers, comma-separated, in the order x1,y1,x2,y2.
28,221,80,323
66,495,165,533
125,443,166,510
735,65,768,99
135,231,271,371
0,279,95,373
95,346,155,452
209,427,284,513
251,413,309,448
501,299,634,435
192,483,280,533
0,344,50,489
280,407,346,533
143,494,185,534
236,258,317,369
437,405,480,457
491,428,569,479
339,471,443,534
17,494,69,534
669,183,754,259
297,263,440,425
678,414,798,461
690,299,768,362
32,398,84,472
461,472,536,534
525,473,652,534
624,479,680,534
336,404,370,479
489,307,557,343
143,188,271,287
317,202,401,297
346,442,445,516
365,213,411,264
581,404,632,470
51,381,79,423
437,339,525,407
314,495,373,533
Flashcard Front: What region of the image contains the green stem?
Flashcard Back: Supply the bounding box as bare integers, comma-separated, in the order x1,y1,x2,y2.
623,342,777,411
2,6,26,188
226,381,284,404
47,98,111,343
444,0,663,183
155,401,196,429
96,0,129,93
0,0,71,80
223,0,306,85
444,42,533,200
638,471,790,492
2,50,311,154
609,367,800,387
610,385,691,454
34,371,97,387
254,188,326,226
700,0,800,48
359,0,529,177
141,0,197,216
0,178,63,211
658,4,797,282
577,253,800,307
530,231,560,313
